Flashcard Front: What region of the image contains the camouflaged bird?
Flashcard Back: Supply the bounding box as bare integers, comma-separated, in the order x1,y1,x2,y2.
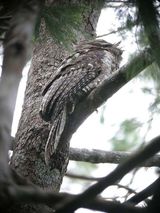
39,39,122,166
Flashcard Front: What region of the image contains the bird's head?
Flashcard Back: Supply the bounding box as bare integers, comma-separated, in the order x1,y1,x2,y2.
76,39,122,58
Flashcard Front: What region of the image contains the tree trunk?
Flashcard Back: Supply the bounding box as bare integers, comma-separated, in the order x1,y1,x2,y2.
11,0,103,196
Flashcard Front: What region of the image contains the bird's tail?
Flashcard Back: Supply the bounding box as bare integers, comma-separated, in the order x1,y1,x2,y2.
45,108,67,166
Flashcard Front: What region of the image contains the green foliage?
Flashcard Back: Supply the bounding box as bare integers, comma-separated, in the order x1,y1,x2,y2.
43,5,83,46
35,4,95,47
110,2,150,48
42,5,85,47
113,4,137,38
124,50,150,81
126,13,135,30
140,62,160,116
74,161,97,175
110,118,142,152
65,162,97,190
34,0,106,47
140,63,160,88
89,0,105,8
141,87,153,95
136,27,149,48
34,12,42,40
149,96,160,114
99,105,106,125
66,162,97,186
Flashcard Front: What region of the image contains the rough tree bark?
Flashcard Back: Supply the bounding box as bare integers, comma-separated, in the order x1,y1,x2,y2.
0,1,158,213
11,0,103,199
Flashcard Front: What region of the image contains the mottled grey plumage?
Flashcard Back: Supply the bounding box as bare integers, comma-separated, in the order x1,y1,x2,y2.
40,39,122,165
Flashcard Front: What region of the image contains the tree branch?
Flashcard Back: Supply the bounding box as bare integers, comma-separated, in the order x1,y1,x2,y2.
66,172,136,194
0,0,39,203
58,47,153,154
0,167,144,213
125,176,160,205
55,135,160,212
8,185,143,213
96,20,137,39
69,147,160,167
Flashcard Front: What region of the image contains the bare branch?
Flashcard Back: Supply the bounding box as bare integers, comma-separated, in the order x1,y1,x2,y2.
82,198,143,213
66,172,136,194
70,147,160,167
9,185,143,213
126,177,160,205
105,0,134,3
65,172,100,181
0,168,143,213
0,167,145,212
96,20,137,39
54,135,160,212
